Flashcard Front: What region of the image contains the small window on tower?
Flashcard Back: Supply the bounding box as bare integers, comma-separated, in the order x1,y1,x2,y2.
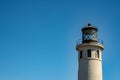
97,50,99,58
88,49,91,57
80,51,82,58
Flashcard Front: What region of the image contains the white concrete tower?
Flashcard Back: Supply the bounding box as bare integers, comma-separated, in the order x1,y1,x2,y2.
76,23,104,80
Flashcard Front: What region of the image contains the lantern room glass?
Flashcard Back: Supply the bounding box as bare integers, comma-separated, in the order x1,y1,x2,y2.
82,29,97,42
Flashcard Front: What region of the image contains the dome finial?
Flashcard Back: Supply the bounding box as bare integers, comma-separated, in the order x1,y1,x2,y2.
88,23,91,26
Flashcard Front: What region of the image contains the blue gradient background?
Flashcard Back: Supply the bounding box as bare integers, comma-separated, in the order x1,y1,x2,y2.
0,0,120,80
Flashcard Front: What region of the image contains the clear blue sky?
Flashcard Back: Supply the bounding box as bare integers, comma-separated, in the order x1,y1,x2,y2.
0,0,120,80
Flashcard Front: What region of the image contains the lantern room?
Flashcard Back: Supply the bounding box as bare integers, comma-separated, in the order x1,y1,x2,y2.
82,23,98,43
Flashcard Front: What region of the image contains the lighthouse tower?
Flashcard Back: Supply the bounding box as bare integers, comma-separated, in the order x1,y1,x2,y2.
76,23,104,80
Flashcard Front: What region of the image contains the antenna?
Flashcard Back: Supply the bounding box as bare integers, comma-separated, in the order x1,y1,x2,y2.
88,16,94,25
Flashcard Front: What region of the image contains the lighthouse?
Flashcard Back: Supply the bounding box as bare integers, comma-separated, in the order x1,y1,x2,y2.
76,23,104,80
